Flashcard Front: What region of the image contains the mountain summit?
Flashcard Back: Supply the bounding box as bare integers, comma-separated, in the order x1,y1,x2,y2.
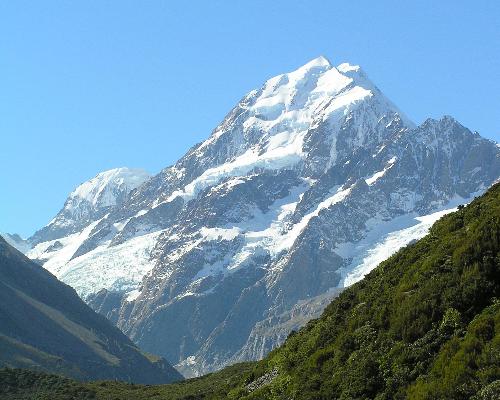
22,57,499,376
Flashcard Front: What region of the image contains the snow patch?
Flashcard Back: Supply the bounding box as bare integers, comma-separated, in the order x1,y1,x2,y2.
341,207,456,286
29,223,164,299
69,167,150,208
28,218,105,273
365,156,397,185
126,289,141,302
200,227,241,242
56,230,164,299
339,190,482,287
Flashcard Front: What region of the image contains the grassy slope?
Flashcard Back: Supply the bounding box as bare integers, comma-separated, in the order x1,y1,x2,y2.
1,182,499,399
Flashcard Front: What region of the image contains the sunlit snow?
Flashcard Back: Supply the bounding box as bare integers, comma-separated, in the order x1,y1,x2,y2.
162,57,401,205
341,208,456,287
53,230,164,299
70,167,150,208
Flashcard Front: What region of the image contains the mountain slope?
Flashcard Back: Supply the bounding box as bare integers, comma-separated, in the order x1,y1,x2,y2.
0,235,182,384
238,181,500,399
27,167,153,294
29,167,150,247
0,233,30,253
2,180,499,399
236,184,500,399
23,56,500,375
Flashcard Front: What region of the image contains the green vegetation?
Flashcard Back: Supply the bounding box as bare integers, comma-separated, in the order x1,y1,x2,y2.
0,363,254,400
1,183,499,399
247,182,500,399
0,368,95,400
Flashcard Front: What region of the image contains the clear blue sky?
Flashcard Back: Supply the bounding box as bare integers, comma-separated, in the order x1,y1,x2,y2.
1,1,499,237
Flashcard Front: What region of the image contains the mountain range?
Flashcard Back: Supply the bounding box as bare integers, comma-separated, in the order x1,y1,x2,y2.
6,56,499,376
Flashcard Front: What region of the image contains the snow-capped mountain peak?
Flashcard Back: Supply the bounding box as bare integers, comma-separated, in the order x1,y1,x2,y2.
29,167,151,245
164,57,414,208
302,55,332,68
68,167,151,210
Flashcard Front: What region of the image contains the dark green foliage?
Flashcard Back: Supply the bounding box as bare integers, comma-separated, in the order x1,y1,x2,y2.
0,368,96,399
0,363,254,400
244,182,500,399
1,183,499,399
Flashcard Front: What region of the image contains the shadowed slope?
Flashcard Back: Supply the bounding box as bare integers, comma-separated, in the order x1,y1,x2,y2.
0,236,182,384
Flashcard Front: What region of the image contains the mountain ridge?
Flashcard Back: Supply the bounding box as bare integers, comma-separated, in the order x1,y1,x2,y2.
30,167,151,246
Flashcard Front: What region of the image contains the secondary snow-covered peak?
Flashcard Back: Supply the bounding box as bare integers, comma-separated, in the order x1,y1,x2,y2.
29,167,151,245
60,167,151,223
70,167,150,208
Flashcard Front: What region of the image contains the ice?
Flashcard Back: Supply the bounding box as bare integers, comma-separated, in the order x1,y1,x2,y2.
53,229,165,299
28,213,163,299
341,207,456,287
126,289,141,302
200,227,241,241
339,189,484,287
28,218,104,275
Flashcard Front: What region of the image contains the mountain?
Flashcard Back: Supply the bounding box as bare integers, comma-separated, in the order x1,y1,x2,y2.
23,56,500,375
0,235,182,383
30,167,151,246
0,233,30,253
3,180,499,399
27,167,152,291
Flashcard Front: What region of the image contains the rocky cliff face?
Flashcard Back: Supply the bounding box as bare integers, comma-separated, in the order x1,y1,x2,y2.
24,57,499,376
